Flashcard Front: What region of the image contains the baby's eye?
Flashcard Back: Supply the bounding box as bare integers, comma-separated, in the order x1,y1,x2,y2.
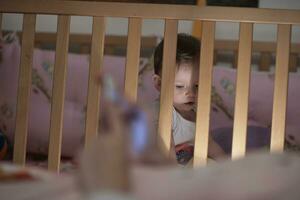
176,85,184,89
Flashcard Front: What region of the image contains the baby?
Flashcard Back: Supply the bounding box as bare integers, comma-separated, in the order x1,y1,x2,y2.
152,33,225,164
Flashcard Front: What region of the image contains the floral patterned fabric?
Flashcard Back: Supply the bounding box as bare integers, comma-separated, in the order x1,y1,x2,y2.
0,32,299,158
0,33,149,157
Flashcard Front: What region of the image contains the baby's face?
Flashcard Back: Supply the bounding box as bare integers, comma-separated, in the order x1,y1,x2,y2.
173,63,199,116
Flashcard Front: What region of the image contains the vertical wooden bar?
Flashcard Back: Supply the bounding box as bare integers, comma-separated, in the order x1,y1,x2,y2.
231,23,253,159
271,24,291,153
157,19,178,156
192,0,206,39
124,17,142,102
84,17,105,148
193,21,215,167
13,14,36,165
48,15,70,172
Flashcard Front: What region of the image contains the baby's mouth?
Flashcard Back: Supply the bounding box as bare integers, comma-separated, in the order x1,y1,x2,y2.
184,102,197,112
184,102,195,106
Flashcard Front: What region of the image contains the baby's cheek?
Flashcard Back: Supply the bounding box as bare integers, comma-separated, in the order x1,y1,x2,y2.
173,103,183,111
173,96,185,107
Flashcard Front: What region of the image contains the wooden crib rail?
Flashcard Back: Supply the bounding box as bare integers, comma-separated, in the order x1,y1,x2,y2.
1,31,157,56
2,30,298,71
271,25,291,153
1,1,299,170
124,18,142,102
13,14,36,166
48,15,71,171
157,19,178,155
84,17,105,149
2,30,298,72
194,21,215,166
231,23,253,159
214,40,299,72
1,1,300,24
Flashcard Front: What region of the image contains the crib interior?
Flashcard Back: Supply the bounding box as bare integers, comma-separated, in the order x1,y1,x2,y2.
2,31,299,72
1,0,300,172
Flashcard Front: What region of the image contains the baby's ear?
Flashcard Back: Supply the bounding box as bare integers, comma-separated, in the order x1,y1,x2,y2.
152,74,161,91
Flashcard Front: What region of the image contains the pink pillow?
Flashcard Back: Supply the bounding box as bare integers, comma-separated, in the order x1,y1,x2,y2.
28,88,85,157
213,67,300,146
0,38,149,157
0,41,20,142
32,47,148,105
0,40,86,157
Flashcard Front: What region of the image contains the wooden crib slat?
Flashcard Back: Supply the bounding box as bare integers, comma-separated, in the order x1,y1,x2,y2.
13,14,36,165
84,17,105,148
48,15,70,172
271,24,291,153
124,17,142,102
231,23,253,159
158,19,178,156
194,21,215,167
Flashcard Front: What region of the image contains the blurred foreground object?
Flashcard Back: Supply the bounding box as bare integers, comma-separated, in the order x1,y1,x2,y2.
77,75,171,200
132,152,300,200
78,100,132,199
76,75,300,200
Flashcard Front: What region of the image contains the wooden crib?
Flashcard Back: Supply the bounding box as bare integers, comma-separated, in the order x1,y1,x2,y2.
3,31,299,71
2,31,158,56
1,0,299,172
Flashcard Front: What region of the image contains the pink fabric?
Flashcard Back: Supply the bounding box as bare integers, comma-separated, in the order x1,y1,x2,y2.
0,40,148,157
212,67,300,146
1,39,299,157
138,66,300,146
137,68,159,104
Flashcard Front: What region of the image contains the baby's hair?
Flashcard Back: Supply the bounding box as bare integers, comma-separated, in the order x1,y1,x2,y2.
153,33,200,75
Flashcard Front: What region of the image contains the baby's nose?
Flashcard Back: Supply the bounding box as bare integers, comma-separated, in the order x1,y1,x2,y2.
185,87,196,97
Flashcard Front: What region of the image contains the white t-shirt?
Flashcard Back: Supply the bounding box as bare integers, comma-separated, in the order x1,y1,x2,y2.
172,107,195,145
150,100,195,146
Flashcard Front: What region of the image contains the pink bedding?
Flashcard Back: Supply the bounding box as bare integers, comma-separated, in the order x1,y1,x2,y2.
0,37,148,157
0,35,299,158
212,67,300,147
